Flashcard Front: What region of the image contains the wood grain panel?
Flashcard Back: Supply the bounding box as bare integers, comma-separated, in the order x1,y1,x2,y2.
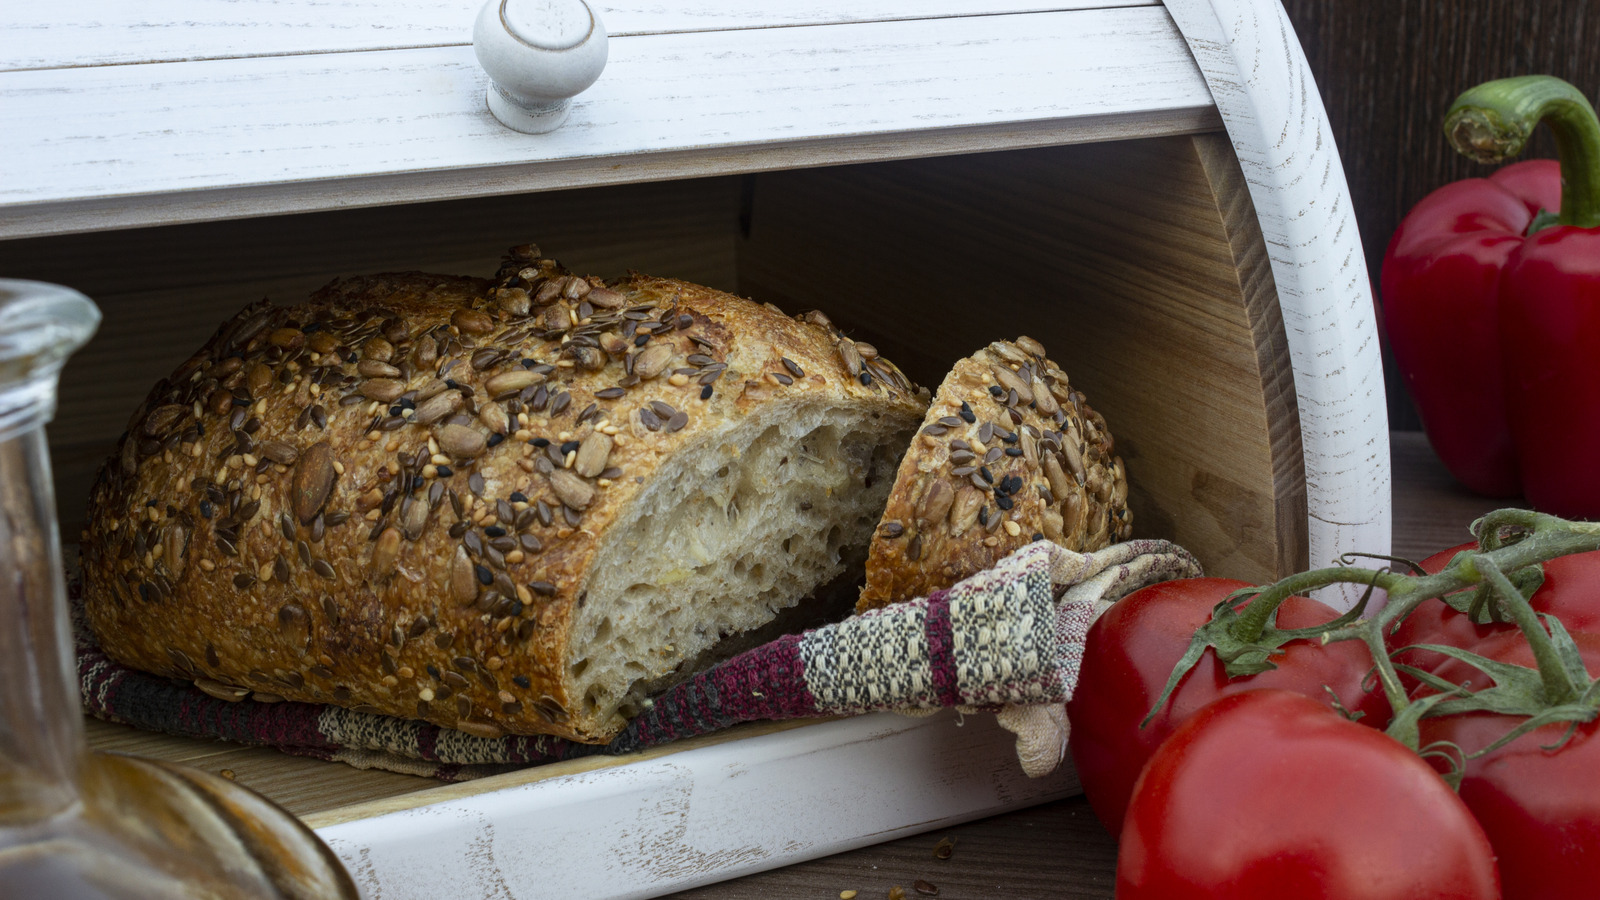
737,135,1306,583
1,1,1154,70
2,177,743,540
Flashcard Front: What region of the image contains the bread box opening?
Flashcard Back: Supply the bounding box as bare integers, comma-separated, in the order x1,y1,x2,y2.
1,131,1303,595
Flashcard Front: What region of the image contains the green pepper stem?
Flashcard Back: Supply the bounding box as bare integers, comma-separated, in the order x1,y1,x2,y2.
1445,75,1600,228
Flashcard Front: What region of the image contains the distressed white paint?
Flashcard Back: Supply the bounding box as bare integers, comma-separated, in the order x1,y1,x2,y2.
0,1,1157,71
315,712,1079,900
0,8,1216,238
1165,0,1392,604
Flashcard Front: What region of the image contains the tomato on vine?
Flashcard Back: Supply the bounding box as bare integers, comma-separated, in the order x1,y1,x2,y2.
1116,690,1499,900
1066,577,1391,836
1414,630,1600,900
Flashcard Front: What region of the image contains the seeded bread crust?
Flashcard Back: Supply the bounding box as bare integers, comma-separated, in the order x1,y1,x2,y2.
856,337,1131,611
81,246,926,743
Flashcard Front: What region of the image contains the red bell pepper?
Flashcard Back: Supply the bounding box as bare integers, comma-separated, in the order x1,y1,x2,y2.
1382,76,1600,517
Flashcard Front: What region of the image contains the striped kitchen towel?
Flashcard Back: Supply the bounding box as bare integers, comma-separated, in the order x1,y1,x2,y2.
77,539,1199,781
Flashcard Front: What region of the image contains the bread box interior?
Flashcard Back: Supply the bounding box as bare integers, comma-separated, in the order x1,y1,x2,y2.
6,133,1304,594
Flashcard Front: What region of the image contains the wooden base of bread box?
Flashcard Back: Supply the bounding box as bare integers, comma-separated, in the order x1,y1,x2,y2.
86,709,1080,898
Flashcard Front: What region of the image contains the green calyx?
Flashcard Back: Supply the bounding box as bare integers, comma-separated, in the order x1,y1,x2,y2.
1445,75,1600,229
1145,509,1600,759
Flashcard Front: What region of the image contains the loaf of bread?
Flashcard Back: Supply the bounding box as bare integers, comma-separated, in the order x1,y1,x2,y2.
857,337,1131,611
81,246,927,743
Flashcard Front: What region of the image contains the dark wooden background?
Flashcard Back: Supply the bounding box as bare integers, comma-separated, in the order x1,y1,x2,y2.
1278,0,1600,430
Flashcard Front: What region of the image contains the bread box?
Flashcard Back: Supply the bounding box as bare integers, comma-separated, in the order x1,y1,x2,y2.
0,1,1390,896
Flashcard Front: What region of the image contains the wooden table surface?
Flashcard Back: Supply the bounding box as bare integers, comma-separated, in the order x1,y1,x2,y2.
82,431,1503,899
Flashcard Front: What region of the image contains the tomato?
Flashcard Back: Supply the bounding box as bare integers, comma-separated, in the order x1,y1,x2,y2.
1066,578,1391,837
1416,630,1600,900
1391,542,1600,689
1117,690,1500,900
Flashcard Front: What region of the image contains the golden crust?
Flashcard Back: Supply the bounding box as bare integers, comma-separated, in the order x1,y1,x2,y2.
857,338,1131,611
80,247,925,743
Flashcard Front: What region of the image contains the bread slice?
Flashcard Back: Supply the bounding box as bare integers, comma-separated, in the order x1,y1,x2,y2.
858,337,1131,611
81,247,927,743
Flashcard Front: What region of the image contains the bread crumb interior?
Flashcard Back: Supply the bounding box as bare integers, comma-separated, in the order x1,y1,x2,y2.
571,402,909,731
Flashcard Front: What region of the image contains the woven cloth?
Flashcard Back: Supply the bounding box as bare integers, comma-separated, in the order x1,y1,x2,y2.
76,539,1200,782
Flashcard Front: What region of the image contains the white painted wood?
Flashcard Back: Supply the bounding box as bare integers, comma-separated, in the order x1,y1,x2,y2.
313,711,1079,900
1165,0,1391,605
0,8,1218,239
0,1,1158,71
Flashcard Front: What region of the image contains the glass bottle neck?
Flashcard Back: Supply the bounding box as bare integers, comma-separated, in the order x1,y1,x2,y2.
0,423,86,821
0,281,100,824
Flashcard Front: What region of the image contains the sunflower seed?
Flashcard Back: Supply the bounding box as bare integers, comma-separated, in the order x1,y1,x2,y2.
258,440,299,466
1060,440,1085,481
360,379,407,403
401,497,429,540
574,432,614,478
357,359,401,378
549,469,595,509
450,547,478,605
837,339,864,377
586,286,625,308
989,365,1033,404
195,678,250,702
437,424,487,459
452,308,494,335
1015,335,1046,357
633,343,674,379
371,526,402,576
479,402,510,436
918,480,955,525
1032,376,1060,415
290,441,336,524
950,486,984,537
412,389,464,426
485,369,542,397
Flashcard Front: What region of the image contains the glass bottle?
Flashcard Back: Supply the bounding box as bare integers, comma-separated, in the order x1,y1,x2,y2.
0,280,358,899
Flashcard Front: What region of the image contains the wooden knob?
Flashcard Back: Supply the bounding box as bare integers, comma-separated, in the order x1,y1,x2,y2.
472,0,608,134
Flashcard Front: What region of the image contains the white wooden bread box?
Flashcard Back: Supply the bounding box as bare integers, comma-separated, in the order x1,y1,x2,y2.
0,1,1389,896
